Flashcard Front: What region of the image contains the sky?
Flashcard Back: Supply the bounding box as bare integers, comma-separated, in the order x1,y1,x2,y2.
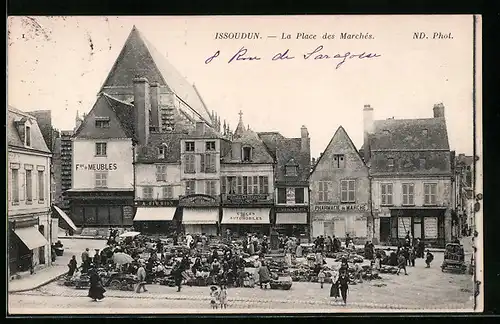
7,15,476,159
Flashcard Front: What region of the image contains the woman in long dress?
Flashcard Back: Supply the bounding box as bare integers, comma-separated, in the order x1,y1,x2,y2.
258,261,271,289
88,269,106,301
330,271,340,300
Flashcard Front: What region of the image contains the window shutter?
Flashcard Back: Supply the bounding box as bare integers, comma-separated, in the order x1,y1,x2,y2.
20,172,25,201
200,154,205,172
248,176,253,194
211,181,216,196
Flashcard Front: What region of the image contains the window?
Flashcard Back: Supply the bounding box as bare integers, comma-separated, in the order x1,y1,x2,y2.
142,186,154,199
184,155,196,173
26,169,33,203
205,180,217,196
201,154,216,173
333,154,345,168
158,146,166,159
402,183,415,206
381,183,393,205
253,176,259,194
156,164,167,181
185,141,195,152
95,172,108,188
259,176,269,194
185,180,196,195
226,176,236,194
295,188,305,204
419,158,426,169
95,142,107,156
424,183,437,205
206,141,216,151
38,170,44,201
25,126,31,146
340,180,356,203
387,158,394,168
277,188,287,204
318,181,329,202
247,176,253,194
11,168,19,203
285,166,298,176
242,146,252,162
95,119,110,128
242,176,248,194
236,177,243,194
162,186,173,199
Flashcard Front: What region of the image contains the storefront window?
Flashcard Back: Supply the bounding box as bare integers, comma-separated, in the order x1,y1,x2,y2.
97,207,110,225
72,206,84,225
277,188,286,204
295,188,304,203
84,207,97,225
109,206,123,225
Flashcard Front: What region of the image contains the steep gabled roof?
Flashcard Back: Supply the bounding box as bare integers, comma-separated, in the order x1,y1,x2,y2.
370,117,450,151
310,126,365,176
8,106,51,153
136,132,183,164
99,26,212,125
223,129,275,164
74,93,135,140
275,137,310,184
258,131,285,159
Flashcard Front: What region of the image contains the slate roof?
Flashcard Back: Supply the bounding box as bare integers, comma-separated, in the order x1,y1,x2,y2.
370,117,450,151
275,137,310,185
258,132,285,159
26,110,53,150
223,129,275,164
457,155,474,166
74,93,136,140
8,106,51,153
182,124,225,139
136,132,183,164
100,26,212,125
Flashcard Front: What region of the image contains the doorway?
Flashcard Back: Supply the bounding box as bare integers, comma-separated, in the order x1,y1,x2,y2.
38,225,46,265
380,217,391,243
413,217,422,239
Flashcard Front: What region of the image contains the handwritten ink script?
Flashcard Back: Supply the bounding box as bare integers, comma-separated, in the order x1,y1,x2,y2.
205,45,381,69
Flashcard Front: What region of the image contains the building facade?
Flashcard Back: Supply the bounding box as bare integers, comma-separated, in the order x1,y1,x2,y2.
220,113,275,236
180,122,228,236
8,107,53,277
310,126,370,243
364,103,453,247
453,154,475,235
67,93,136,228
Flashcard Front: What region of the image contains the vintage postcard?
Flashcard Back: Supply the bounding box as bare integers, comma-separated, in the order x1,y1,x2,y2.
7,15,482,314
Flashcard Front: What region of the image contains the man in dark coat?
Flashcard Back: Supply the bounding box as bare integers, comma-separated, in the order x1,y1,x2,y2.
338,272,349,304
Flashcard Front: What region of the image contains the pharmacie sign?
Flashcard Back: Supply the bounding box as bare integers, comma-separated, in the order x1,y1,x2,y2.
313,204,368,212
75,163,118,171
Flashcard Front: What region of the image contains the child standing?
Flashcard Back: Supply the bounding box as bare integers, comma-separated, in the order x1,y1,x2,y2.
218,285,228,309
210,286,220,309
318,268,326,289
425,250,434,268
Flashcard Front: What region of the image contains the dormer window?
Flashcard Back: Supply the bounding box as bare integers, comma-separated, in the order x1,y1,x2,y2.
95,117,110,129
185,141,195,152
242,146,252,162
206,141,216,151
158,146,166,159
25,125,31,147
387,158,394,168
285,165,298,176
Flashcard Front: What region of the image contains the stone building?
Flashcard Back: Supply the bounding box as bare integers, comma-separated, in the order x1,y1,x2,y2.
362,103,453,247
453,154,475,235
259,126,311,239
220,112,275,236
8,106,53,277
309,126,370,243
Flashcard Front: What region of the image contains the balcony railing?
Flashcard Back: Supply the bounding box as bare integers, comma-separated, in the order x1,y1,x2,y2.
221,193,274,205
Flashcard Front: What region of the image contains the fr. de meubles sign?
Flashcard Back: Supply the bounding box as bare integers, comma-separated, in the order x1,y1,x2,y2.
75,163,118,171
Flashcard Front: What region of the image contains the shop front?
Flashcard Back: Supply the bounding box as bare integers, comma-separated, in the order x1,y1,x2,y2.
221,207,271,236
8,217,49,275
179,195,220,236
133,199,180,235
311,204,369,243
274,206,309,238
67,189,135,228
389,208,446,248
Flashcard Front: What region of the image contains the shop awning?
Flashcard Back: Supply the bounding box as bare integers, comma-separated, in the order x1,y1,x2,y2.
276,213,308,225
14,227,49,250
53,205,78,232
182,208,219,225
221,208,270,225
133,207,176,221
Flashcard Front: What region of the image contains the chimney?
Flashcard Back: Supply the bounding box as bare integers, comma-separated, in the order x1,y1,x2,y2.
150,82,161,130
133,77,150,145
195,121,205,136
300,125,310,153
433,103,445,118
363,104,374,163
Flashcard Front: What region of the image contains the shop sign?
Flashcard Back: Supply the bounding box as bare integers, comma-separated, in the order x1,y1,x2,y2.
224,194,273,205
179,194,218,207
230,211,263,222
123,206,134,221
312,204,368,212
75,163,118,171
275,206,308,213
286,188,295,205
134,200,178,207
